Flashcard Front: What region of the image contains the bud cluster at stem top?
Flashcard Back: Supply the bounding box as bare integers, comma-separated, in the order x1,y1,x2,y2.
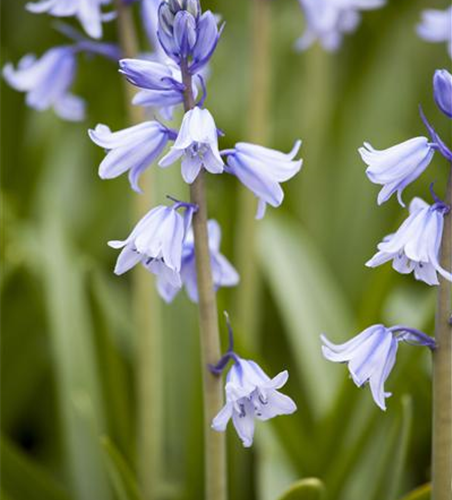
157,0,221,73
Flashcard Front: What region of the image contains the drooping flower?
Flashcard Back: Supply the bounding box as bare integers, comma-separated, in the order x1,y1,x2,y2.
224,141,303,219
26,0,113,40
3,46,85,121
417,6,452,59
433,69,452,119
366,197,452,285
89,121,175,192
321,324,435,410
108,201,196,287
159,107,224,183
359,137,435,206
296,0,385,52
157,219,239,303
157,1,221,73
212,356,297,447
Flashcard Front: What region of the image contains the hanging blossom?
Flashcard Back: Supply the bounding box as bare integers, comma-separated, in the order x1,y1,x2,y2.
224,141,303,219
321,324,436,410
433,69,452,119
159,107,224,183
211,315,297,447
295,0,385,52
366,196,452,285
417,6,452,59
157,219,239,303
3,37,119,121
89,120,177,192
109,200,197,289
359,137,436,206
26,0,114,40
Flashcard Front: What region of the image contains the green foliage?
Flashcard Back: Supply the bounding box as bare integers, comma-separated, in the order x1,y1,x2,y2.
400,484,431,500
1,0,447,498
277,478,325,500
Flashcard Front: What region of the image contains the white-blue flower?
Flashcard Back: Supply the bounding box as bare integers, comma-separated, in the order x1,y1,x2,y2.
159,107,224,183
89,121,173,192
296,0,385,52
212,357,297,447
434,69,452,119
359,137,435,206
3,46,85,121
156,219,239,303
366,197,452,285
225,141,302,219
26,0,113,40
108,203,196,288
417,6,452,59
322,324,435,410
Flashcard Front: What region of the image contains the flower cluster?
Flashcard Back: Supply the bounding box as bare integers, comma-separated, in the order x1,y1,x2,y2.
3,3,120,121
322,69,451,410
295,0,386,52
417,6,452,59
87,0,301,445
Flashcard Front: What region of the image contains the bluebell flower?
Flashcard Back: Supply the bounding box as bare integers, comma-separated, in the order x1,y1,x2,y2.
159,107,224,183
212,356,297,447
26,0,113,40
89,121,175,192
321,324,435,410
433,69,452,119
158,1,221,73
108,201,196,287
224,141,303,219
119,57,198,113
359,137,435,206
142,0,166,56
157,219,239,303
3,46,85,121
296,0,385,52
366,197,452,285
417,7,452,59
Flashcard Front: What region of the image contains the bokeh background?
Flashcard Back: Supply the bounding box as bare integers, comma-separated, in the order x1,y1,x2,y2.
1,0,451,499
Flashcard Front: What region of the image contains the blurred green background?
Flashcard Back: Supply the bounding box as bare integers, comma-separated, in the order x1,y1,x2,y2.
1,0,451,499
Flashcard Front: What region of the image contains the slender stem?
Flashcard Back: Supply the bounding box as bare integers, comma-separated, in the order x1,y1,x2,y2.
181,63,227,500
234,0,271,346
115,3,163,500
432,166,452,500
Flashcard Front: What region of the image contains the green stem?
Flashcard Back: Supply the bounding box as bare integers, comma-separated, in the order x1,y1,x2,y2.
234,0,272,345
181,63,227,500
115,3,163,500
432,166,452,500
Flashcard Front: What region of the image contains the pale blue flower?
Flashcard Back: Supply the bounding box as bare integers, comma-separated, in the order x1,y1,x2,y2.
26,0,113,40
296,0,385,52
366,197,452,285
417,7,452,59
224,141,303,219
159,107,224,183
212,357,297,447
157,219,239,303
359,137,435,206
3,46,85,121
108,202,196,287
321,324,435,410
434,69,452,119
89,121,175,192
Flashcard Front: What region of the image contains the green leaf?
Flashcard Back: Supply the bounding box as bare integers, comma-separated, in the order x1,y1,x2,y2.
101,437,144,500
0,435,71,500
277,478,326,500
258,214,353,417
399,484,431,500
